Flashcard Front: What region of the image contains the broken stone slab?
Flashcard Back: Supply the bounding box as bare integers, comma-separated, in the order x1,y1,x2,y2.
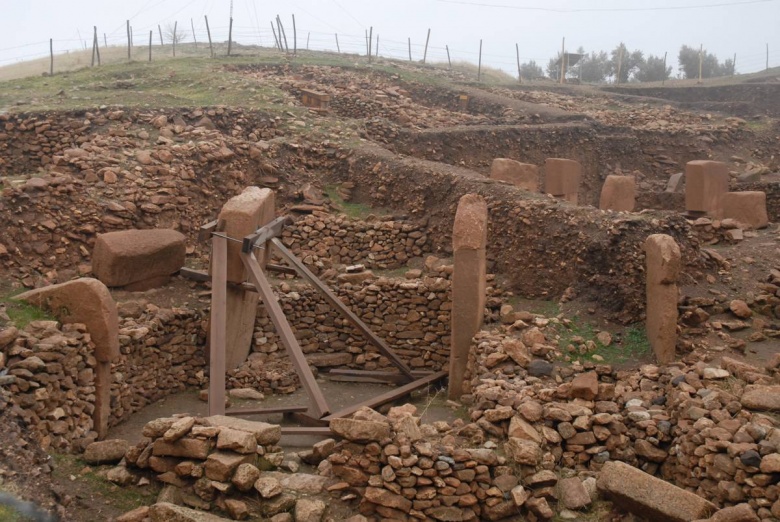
645,234,681,365
329,418,391,443
504,437,542,466
204,451,256,482
364,486,412,512
597,461,716,522
719,191,769,230
692,503,759,522
569,371,599,401
666,172,684,193
490,158,539,192
599,175,636,212
92,229,186,289
83,439,130,464
205,415,281,445
741,385,780,411
152,438,212,460
685,160,729,215
449,194,488,400
150,502,233,522
295,498,326,522
544,158,582,204
558,477,591,510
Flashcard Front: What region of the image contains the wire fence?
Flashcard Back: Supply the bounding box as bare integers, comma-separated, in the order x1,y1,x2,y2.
0,13,777,85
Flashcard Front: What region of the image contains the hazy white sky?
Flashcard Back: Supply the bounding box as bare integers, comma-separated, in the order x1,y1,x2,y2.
0,0,778,76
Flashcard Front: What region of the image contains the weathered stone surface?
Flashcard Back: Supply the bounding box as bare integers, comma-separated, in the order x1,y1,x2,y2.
330,418,390,443
225,499,249,521
205,415,281,445
741,386,780,411
214,187,275,369
685,160,729,215
504,437,542,466
599,175,636,212
84,439,129,464
559,477,591,510
150,502,232,522
116,506,150,522
508,415,542,444
231,463,261,492
645,234,681,364
597,461,716,522
544,158,582,203
163,417,196,443
364,486,412,512
294,498,326,522
92,229,186,288
449,194,488,400
760,453,780,473
204,451,255,482
719,191,768,229
569,371,599,400
697,503,759,522
217,428,257,454
255,476,283,498
490,159,539,192
153,438,212,460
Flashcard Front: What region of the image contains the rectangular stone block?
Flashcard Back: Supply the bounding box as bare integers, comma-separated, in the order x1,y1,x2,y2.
719,191,768,229
544,158,582,198
206,415,281,445
685,160,729,214
217,187,275,283
599,175,636,212
597,461,716,521
490,159,539,192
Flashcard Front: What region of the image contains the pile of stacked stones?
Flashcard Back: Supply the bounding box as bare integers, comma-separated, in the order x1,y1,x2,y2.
325,404,583,521
465,328,780,517
0,320,99,451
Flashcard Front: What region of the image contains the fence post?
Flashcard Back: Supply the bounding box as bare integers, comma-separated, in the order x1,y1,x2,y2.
158,25,164,46
408,38,412,61
173,21,177,57
662,51,668,85
228,17,234,56
205,16,214,57
49,38,54,76
423,28,431,64
191,18,197,48
126,20,131,60
478,39,483,81
516,43,521,83
149,30,152,61
94,26,101,65
335,33,340,53
292,14,297,56
368,26,373,63
446,45,451,68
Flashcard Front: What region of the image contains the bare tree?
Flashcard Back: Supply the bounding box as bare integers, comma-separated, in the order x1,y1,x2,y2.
163,22,188,45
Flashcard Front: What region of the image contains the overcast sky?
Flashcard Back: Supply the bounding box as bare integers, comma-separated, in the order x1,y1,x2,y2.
0,0,778,76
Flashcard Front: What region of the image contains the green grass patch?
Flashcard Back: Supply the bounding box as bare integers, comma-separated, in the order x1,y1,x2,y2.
1,290,54,329
554,321,651,367
324,184,374,219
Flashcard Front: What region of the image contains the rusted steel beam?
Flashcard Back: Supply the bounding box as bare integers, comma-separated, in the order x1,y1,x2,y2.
226,405,308,417
208,235,228,417
241,216,293,253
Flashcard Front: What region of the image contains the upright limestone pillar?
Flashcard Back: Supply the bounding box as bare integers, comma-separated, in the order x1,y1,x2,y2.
599,175,636,212
645,234,681,365
545,158,582,204
685,160,729,216
212,187,276,369
448,194,488,400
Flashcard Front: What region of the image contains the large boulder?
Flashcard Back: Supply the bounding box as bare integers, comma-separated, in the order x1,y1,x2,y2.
92,229,186,290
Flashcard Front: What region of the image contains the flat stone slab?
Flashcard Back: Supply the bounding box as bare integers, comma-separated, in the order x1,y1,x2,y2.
150,502,232,522
685,160,728,215
92,229,185,289
597,461,716,522
490,159,539,192
720,191,768,230
741,385,780,411
205,415,281,445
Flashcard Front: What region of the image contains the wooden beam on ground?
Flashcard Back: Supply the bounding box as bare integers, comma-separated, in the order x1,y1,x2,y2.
281,427,333,436
226,405,308,417
270,238,415,381
242,216,293,253
323,370,447,421
267,264,297,276
199,219,221,241
208,235,228,417
241,251,330,418
327,369,432,384
180,267,210,282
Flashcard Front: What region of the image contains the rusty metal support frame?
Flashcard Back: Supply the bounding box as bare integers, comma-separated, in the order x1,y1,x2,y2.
204,215,448,424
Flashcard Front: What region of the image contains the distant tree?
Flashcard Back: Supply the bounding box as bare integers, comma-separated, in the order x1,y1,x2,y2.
546,55,561,81
580,50,610,83
635,54,672,82
608,43,644,83
163,22,188,45
519,60,544,80
678,45,731,79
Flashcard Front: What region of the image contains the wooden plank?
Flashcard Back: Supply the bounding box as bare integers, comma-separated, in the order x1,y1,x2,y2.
271,238,415,381
323,370,447,421
242,216,293,253
327,375,402,384
329,369,432,378
199,219,220,242
208,235,228,417
281,427,333,436
241,251,330,418
266,264,297,276
180,267,210,282
226,405,308,417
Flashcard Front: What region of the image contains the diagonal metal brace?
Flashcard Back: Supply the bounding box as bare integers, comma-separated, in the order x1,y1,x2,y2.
242,216,293,253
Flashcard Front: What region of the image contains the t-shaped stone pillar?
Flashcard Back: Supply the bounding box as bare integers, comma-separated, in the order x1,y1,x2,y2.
544,158,582,204
684,160,729,216
645,234,681,365
212,187,276,370
448,194,488,400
